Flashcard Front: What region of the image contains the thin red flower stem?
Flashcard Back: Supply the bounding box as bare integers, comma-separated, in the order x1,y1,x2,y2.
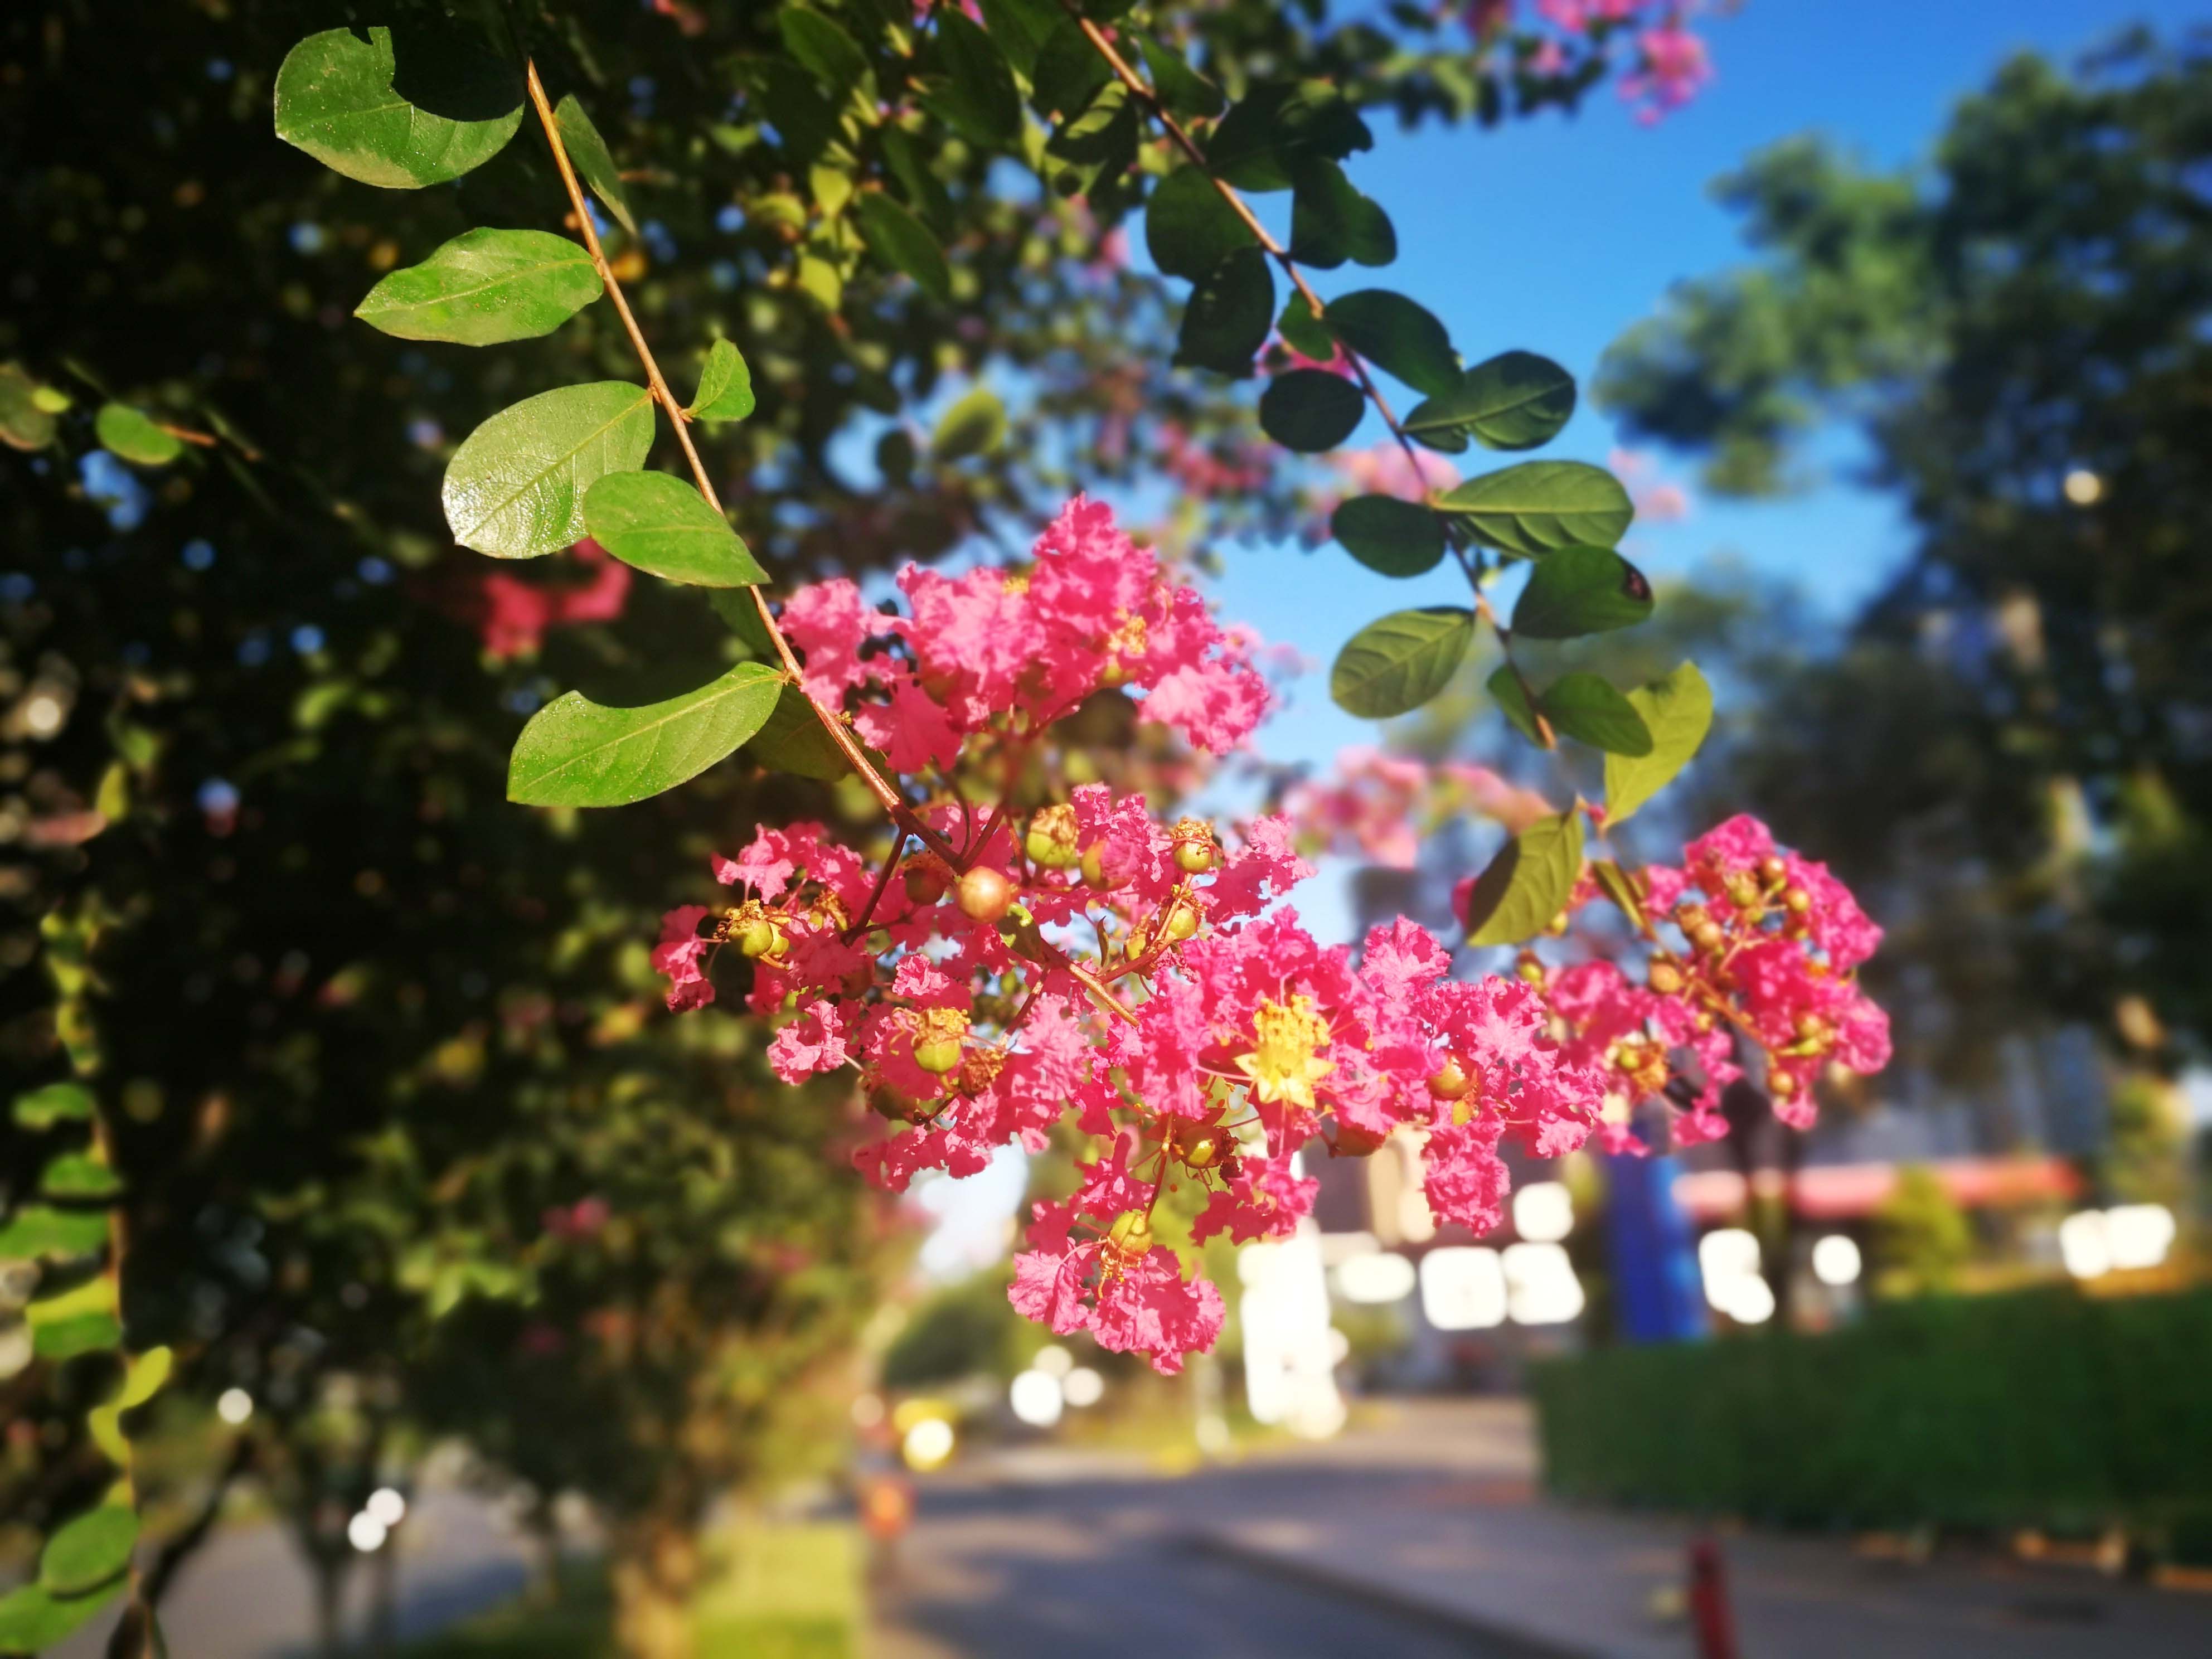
843,833,909,942
522,61,968,870
1058,13,1556,747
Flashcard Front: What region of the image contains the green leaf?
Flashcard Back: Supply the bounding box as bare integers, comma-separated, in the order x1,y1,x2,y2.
1405,351,1576,454
442,382,656,561
14,1081,94,1128
1288,158,1395,271
977,0,1059,76
1032,21,1112,119
932,384,1007,460
1259,368,1365,452
582,474,766,588
688,339,756,423
1042,81,1138,198
41,1507,138,1598
1463,809,1585,947
115,1345,174,1412
0,1578,123,1651
744,685,849,781
1542,673,1653,756
95,405,182,468
1593,859,1647,932
0,1205,108,1262
1275,295,1334,361
29,1275,120,1359
1330,607,1476,719
41,1153,121,1200
508,662,784,808
778,7,873,100
353,229,601,346
1486,664,1542,745
1173,247,1273,376
554,95,639,239
881,126,954,231
1331,496,1445,578
1137,36,1224,120
1144,166,1254,282
274,27,520,190
1437,460,1633,558
1206,81,1371,193
1511,545,1654,639
1324,290,1458,399
854,193,952,301
707,588,779,658
1604,661,1714,826
929,13,1021,145
0,363,57,452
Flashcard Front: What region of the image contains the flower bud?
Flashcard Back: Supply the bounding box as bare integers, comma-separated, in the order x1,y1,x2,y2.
1105,1210,1153,1257
1081,841,1129,891
955,865,1013,923
870,1088,929,1124
1769,1069,1797,1098
1171,818,1218,875
1428,1059,1473,1102
1758,855,1788,885
1690,921,1725,954
1647,960,1685,996
1162,900,1200,943
1516,957,1546,986
842,963,875,997
1025,803,1079,870
1784,886,1812,915
1177,1123,1229,1170
1794,1012,1830,1044
904,862,949,905
733,906,785,959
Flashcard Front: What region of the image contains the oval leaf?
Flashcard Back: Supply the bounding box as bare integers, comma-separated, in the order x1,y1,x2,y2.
1260,368,1365,453
554,95,638,239
1486,664,1542,746
274,27,520,190
1145,166,1255,283
583,473,767,588
688,339,756,423
1438,460,1633,558
1511,545,1654,639
0,1204,109,1261
744,684,850,782
1175,246,1273,376
1542,672,1654,756
1331,496,1445,578
1324,290,1458,400
0,363,59,452
0,1579,123,1650
1407,351,1576,454
930,13,1021,145
95,405,182,468
40,1507,138,1598
14,1080,94,1128
779,7,873,100
1464,809,1585,947
1604,661,1714,826
443,382,655,560
932,384,1006,460
854,192,952,300
1288,158,1394,271
508,662,784,807
1032,20,1114,119
355,229,601,346
1137,35,1225,121
42,1152,122,1200
1330,607,1476,719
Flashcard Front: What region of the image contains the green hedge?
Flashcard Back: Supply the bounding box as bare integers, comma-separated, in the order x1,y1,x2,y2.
1531,1288,2212,1538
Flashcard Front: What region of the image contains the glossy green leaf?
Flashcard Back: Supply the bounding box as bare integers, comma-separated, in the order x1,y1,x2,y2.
0,1205,108,1261
1275,295,1335,361
1145,167,1255,282
0,1578,122,1651
744,685,848,781
115,1345,174,1411
274,27,520,190
42,1153,121,1200
707,588,779,658
1259,368,1365,452
1138,36,1225,120
977,0,1059,76
1330,607,1476,719
930,13,1021,145
29,1274,120,1359
1463,809,1585,947
1405,351,1576,454
1593,859,1647,931
41,1507,138,1597
933,384,1006,460
1486,664,1542,745
14,1080,94,1128
95,405,182,468
855,192,952,300
0,363,57,452
1542,673,1653,755
554,95,638,239
1604,661,1714,826
354,229,601,346
1511,544,1654,639
1438,460,1633,557
1288,158,1394,271
442,382,655,560
1042,81,1138,199
583,473,765,588
779,8,873,99
688,339,756,422
508,662,784,807
1324,290,1457,399
1206,80,1371,193
1331,496,1445,578
1174,247,1273,376
1032,20,1112,118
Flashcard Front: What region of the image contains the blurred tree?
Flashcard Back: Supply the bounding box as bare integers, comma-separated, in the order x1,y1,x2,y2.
1870,1165,1972,1297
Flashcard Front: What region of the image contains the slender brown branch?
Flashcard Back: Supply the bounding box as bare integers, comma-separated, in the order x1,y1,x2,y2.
843,835,908,942
521,62,966,870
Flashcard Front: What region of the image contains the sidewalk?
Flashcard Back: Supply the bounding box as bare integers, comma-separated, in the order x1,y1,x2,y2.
1192,1400,2212,1659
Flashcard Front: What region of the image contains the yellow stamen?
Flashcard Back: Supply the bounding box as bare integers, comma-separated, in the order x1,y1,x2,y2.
1233,995,1335,1110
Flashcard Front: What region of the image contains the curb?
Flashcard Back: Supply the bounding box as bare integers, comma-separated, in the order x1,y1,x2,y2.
1185,1531,1602,1659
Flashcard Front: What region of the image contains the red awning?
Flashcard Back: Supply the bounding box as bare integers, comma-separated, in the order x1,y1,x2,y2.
1671,1157,2083,1224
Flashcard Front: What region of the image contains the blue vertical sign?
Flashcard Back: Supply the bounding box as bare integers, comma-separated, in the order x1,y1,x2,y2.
1604,1152,1707,1343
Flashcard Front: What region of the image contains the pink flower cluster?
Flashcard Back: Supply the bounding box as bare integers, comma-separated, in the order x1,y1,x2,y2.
1284,747,1556,869
471,537,632,658
1464,2,1716,123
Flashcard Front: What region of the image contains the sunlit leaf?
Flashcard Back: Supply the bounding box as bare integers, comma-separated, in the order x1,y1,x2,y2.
1324,290,1457,399
688,339,756,422
40,1507,138,1598
1032,20,1112,119
1438,460,1633,557
274,27,520,190
1138,36,1225,120
0,1205,109,1261
41,1152,122,1200
1542,673,1653,755
1330,607,1475,717
1145,166,1254,282
95,405,182,468
1463,809,1584,946
354,229,601,345
928,13,1021,145
1331,495,1445,578
778,7,873,101
442,382,655,560
855,192,952,300
1604,661,1714,826
14,1080,94,1128
1260,368,1364,451
0,1578,122,1651
1174,247,1272,376
1405,351,1576,454
933,384,1007,460
554,94,639,239
745,685,849,781
508,662,784,807
583,473,766,588
1511,544,1654,639
1487,664,1542,745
